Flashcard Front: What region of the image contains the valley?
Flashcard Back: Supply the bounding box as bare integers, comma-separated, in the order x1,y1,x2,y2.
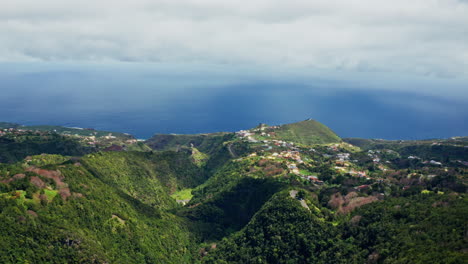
0,119,466,263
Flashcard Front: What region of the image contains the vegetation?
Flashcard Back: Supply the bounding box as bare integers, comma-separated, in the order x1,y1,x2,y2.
171,189,193,201
0,154,195,263
0,120,466,263
0,132,94,163
202,190,361,263
145,133,234,154
344,137,468,161
273,119,342,145
81,151,206,205
204,191,467,263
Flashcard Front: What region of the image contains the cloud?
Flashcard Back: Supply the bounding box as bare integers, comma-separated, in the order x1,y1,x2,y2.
0,0,468,78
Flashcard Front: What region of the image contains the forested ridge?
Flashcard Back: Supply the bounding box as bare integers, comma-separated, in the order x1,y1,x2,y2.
0,120,466,263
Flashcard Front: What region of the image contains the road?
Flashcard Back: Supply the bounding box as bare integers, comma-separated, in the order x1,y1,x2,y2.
289,190,310,210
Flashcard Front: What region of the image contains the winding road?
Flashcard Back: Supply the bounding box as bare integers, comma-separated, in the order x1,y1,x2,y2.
289,190,310,210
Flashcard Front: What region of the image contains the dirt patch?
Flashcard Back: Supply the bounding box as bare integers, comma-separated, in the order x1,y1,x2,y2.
13,174,26,179
329,192,379,214
1,173,27,184
264,165,284,177
189,203,201,208
59,188,71,200
341,196,378,214
39,194,48,202
432,201,449,207
26,167,67,189
111,214,126,225
0,178,13,184
345,191,359,200
349,215,362,225
73,192,84,198
328,193,345,209
27,210,38,217
30,176,46,188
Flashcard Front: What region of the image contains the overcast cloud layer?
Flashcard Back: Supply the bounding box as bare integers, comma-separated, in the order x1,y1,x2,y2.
1,0,468,78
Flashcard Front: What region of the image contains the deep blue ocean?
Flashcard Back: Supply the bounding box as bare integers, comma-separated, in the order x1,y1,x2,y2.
1,63,467,140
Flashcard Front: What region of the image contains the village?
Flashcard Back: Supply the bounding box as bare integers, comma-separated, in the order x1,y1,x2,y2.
1,123,464,196
0,127,140,152
235,125,463,195
236,128,379,191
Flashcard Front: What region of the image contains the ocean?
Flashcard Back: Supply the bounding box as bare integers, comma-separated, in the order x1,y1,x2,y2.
1,62,467,139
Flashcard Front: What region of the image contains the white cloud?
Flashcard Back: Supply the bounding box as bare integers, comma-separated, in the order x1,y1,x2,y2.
0,0,468,77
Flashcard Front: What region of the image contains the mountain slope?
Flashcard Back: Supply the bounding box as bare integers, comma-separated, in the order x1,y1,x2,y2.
82,151,206,204
202,190,361,263
145,133,234,154
0,133,94,163
202,190,468,264
0,120,467,264
0,154,195,263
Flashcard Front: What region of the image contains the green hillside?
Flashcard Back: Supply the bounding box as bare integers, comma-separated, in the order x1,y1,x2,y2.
145,132,234,154
203,189,467,263
344,137,468,161
0,122,132,139
0,133,94,163
82,151,206,200
26,125,131,138
146,132,250,175
202,189,359,263
0,120,466,263
0,154,195,263
272,119,341,145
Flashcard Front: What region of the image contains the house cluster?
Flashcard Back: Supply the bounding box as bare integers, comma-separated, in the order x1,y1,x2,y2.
422,160,443,166
85,136,97,145
327,144,340,152
268,150,304,163
285,162,324,185
244,144,327,185
288,163,300,174
0,128,44,137
301,175,324,185
126,139,138,144
336,153,350,162
271,140,295,148
236,130,259,143
367,150,381,163
259,131,277,137
236,130,254,138
251,125,279,133
348,169,368,178
103,134,117,140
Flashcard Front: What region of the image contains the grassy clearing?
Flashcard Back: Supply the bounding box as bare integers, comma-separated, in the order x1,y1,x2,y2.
300,169,315,175
191,148,209,167
43,189,58,201
171,189,193,201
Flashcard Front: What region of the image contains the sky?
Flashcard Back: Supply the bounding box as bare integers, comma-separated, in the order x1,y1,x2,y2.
0,0,467,138
1,0,467,76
